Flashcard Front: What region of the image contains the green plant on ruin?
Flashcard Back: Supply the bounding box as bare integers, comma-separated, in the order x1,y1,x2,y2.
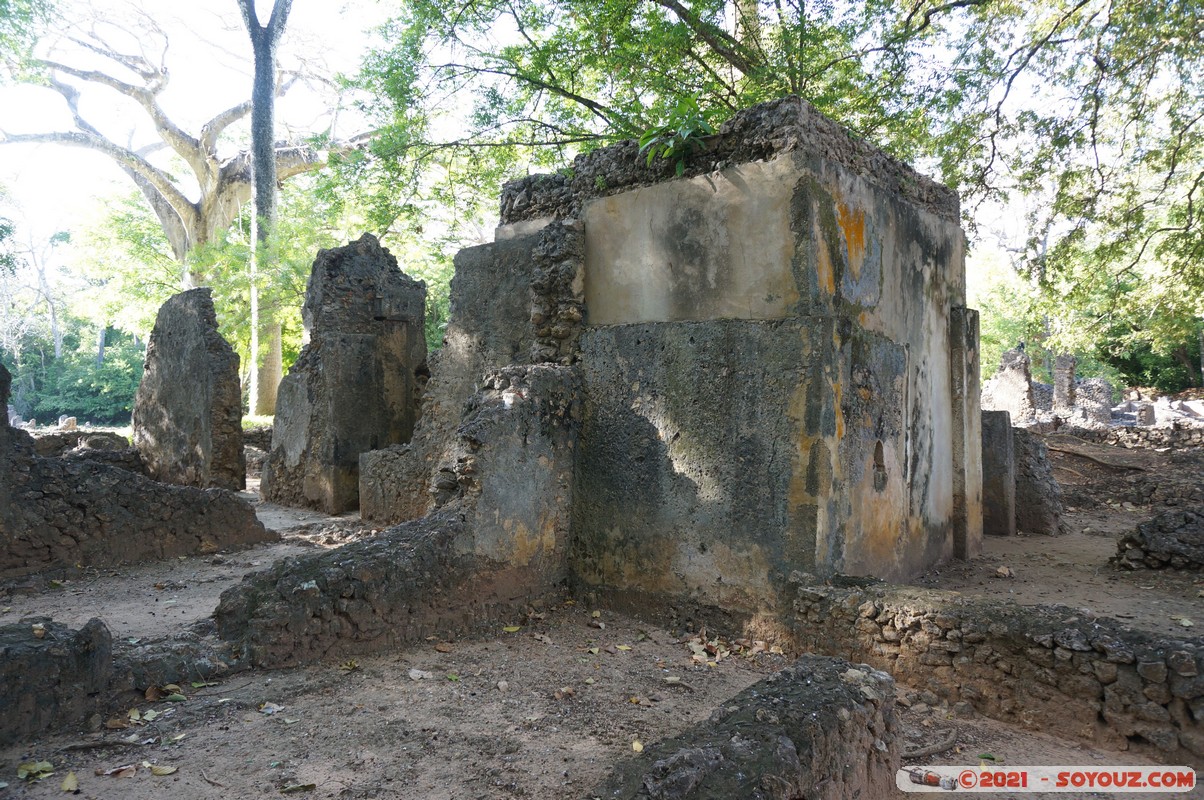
638,96,715,177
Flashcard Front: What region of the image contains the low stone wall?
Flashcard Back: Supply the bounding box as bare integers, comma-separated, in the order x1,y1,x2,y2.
221,365,581,667
0,618,111,746
1062,424,1204,450
593,655,898,800
61,447,146,475
30,430,129,457
789,580,1204,766
2,425,274,579
1115,507,1204,570
215,508,541,666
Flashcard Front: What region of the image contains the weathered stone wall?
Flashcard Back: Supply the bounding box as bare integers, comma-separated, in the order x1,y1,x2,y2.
0,618,111,746
1115,507,1204,570
789,580,1204,766
981,348,1037,423
1054,354,1077,411
981,410,1016,536
565,98,979,599
593,655,898,800
1062,424,1204,451
360,223,583,524
222,365,581,667
31,429,129,457
360,96,979,634
1013,428,1065,535
133,288,245,490
261,234,427,514
0,363,274,578
1077,377,1115,426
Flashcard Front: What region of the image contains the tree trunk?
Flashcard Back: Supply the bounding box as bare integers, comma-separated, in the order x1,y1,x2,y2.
95,325,106,367
256,318,283,415
239,0,293,417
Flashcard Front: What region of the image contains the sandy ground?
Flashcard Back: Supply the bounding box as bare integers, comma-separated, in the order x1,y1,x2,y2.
2,443,1203,799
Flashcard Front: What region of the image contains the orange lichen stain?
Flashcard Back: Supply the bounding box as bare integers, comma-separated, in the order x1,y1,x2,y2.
836,202,867,280
508,515,557,565
843,460,905,578
814,222,836,297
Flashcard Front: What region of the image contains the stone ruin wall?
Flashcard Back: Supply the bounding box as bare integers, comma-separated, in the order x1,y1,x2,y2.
262,234,428,514
206,96,1204,771
355,97,982,623
133,288,245,491
792,580,1204,766
0,364,274,580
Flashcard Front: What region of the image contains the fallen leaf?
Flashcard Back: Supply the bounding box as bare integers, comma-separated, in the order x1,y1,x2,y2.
162,684,182,693
31,623,46,639
190,681,219,688
434,642,453,653
104,717,129,730
128,708,141,722
407,668,434,681
280,784,316,793
553,686,575,700
584,677,595,685
284,718,300,725
142,709,159,722
150,765,178,776
169,734,186,743
145,686,165,701
164,693,186,702
587,647,600,655
589,620,606,629
17,761,54,781
502,626,522,633
616,644,632,652
101,765,137,778
259,702,285,715
591,610,601,618
446,673,460,681
339,660,359,672
632,740,644,753
60,771,78,792
1180,618,1195,628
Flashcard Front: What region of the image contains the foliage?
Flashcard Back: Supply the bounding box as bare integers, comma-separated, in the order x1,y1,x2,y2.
638,96,715,177
352,0,1204,389
0,0,52,74
27,327,143,424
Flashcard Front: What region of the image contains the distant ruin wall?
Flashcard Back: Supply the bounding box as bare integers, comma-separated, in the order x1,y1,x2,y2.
1062,425,1204,451
262,235,427,514
133,288,245,491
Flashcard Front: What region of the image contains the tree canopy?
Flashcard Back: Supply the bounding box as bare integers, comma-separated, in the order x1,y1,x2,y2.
350,0,1203,386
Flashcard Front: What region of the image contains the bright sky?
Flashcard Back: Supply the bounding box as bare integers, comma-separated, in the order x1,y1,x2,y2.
0,0,390,242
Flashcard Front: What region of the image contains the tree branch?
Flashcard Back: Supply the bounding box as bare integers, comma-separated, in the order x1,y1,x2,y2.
649,0,758,76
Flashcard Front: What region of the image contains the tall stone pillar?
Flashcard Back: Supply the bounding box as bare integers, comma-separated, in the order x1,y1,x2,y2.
261,234,427,514
980,410,1016,536
133,288,245,490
